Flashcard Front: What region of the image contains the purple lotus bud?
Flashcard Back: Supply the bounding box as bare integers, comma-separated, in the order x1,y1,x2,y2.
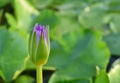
29,24,50,66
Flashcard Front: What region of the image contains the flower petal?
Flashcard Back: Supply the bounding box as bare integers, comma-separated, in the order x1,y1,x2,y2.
34,24,41,47
45,25,50,53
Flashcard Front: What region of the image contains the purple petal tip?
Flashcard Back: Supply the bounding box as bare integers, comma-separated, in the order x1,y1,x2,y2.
33,24,49,47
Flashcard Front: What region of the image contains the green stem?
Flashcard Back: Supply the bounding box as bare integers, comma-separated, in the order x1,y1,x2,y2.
37,66,43,83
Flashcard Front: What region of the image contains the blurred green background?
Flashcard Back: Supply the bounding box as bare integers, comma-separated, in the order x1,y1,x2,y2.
0,0,120,83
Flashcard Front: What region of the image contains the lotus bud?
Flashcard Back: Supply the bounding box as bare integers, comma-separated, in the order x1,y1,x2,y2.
29,24,50,66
